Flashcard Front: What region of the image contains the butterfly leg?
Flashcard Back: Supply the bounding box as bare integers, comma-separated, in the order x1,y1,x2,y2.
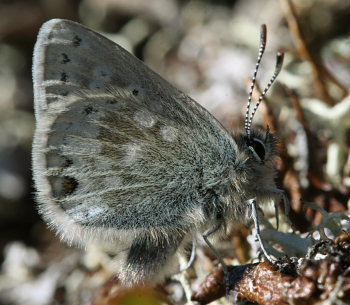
269,188,292,232
246,198,274,263
202,224,227,273
280,191,294,231
179,240,197,272
203,224,233,295
274,199,280,230
174,241,197,304
122,232,184,285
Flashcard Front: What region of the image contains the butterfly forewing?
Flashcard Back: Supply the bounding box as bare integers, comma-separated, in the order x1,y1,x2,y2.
32,19,237,248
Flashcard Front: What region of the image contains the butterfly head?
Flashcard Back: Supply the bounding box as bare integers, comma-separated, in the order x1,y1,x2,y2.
226,25,284,207
245,127,277,163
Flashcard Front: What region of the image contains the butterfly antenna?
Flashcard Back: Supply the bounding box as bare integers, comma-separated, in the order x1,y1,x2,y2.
245,24,267,140
247,52,284,131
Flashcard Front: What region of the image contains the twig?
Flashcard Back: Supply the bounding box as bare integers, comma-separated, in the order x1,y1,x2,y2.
280,0,336,106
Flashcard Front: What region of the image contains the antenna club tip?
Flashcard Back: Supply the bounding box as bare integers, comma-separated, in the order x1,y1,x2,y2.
275,52,285,72
260,24,267,42
277,52,285,61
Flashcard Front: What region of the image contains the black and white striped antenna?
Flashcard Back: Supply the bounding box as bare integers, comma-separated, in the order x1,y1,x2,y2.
245,24,284,141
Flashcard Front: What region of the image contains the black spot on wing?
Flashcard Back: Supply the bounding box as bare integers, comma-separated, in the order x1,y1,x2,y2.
83,106,98,115
73,35,82,47
62,176,78,195
106,99,117,105
50,176,79,199
60,72,67,82
61,53,70,64
64,158,73,167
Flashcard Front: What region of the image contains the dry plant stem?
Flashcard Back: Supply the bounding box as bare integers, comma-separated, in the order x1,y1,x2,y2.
282,86,349,222
194,240,350,305
193,262,314,305
233,262,315,305
285,87,307,128
280,0,335,106
191,266,227,305
283,87,317,177
284,81,343,194
260,83,348,229
319,64,349,99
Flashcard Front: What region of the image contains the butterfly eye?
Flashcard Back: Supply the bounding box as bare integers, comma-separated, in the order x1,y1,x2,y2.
248,138,266,162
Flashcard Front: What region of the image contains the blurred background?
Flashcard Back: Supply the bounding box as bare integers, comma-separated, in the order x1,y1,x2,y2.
0,0,349,304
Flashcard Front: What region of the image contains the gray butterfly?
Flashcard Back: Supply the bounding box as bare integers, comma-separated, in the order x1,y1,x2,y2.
32,19,284,285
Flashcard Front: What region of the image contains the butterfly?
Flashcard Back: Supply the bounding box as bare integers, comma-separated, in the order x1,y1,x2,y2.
32,19,284,285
